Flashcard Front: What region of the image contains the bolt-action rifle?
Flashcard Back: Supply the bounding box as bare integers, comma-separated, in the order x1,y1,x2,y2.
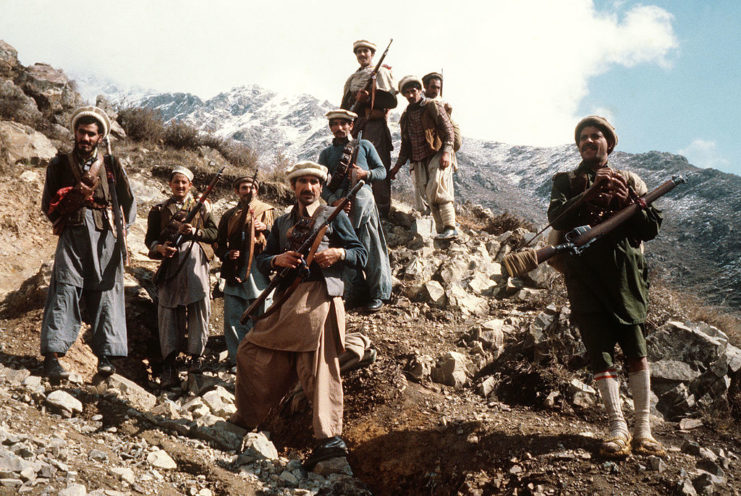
326,131,363,193
103,138,130,266
502,175,686,278
221,168,260,285
153,166,225,286
350,39,394,114
240,180,366,324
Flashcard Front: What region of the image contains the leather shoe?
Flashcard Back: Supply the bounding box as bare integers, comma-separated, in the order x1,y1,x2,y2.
97,356,116,376
303,436,348,470
43,355,70,380
364,299,383,313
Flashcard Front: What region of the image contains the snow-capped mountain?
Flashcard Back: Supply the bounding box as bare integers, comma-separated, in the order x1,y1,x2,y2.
83,80,740,310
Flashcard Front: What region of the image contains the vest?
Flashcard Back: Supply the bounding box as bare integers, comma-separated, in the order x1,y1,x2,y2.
158,199,215,261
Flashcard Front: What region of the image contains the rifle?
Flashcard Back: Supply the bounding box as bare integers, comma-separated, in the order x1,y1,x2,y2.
153,166,226,285
103,138,130,266
326,131,363,193
221,169,260,285
502,175,686,278
240,180,366,324
350,39,394,114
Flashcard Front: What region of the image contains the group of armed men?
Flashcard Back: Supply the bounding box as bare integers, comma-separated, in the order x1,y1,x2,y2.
39,38,666,469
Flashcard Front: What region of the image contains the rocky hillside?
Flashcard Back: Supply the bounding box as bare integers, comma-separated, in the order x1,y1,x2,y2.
85,79,741,311
1,40,740,496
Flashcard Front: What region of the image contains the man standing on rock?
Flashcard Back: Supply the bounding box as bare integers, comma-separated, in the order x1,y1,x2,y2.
548,116,665,458
41,105,136,379
318,109,391,313
341,39,397,218
231,161,366,470
390,75,458,240
145,166,218,387
215,175,274,365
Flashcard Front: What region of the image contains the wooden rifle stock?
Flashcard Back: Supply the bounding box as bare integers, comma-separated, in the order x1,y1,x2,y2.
240,180,366,323
103,138,130,266
350,39,393,114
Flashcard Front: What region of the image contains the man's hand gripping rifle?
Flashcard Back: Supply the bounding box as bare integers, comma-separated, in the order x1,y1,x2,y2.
240,179,366,324
152,167,225,285
502,175,686,278
350,39,394,114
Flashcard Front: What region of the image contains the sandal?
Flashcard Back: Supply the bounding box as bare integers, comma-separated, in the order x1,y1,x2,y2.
599,432,632,458
632,436,666,457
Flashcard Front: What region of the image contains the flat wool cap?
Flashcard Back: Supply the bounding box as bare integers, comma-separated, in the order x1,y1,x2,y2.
575,115,618,151
398,75,423,94
170,165,194,182
325,109,358,122
422,72,443,85
70,106,111,138
233,175,259,189
286,161,328,182
353,40,376,53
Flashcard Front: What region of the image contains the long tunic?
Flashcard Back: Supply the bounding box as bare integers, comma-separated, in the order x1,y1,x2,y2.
40,150,136,357
319,139,392,302
548,162,663,325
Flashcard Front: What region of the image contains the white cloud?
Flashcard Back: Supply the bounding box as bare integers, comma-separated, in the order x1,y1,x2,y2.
678,139,730,169
0,0,677,147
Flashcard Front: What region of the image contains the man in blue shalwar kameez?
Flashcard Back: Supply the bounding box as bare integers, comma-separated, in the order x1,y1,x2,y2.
318,109,391,313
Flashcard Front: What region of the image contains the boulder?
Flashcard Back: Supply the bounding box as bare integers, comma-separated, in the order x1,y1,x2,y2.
0,40,20,79
46,390,83,415
0,80,42,124
646,321,724,366
446,284,488,316
467,272,497,295
411,218,435,238
105,374,156,411
650,360,702,383
146,449,177,470
423,280,446,307
16,62,83,119
238,432,278,463
431,351,470,388
201,386,237,417
0,120,57,165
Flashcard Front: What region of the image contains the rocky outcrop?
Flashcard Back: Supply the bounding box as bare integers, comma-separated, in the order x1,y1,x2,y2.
0,40,20,80
16,63,83,125
0,120,57,165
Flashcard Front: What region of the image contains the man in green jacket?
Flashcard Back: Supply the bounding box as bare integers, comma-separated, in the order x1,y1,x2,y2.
548,116,665,458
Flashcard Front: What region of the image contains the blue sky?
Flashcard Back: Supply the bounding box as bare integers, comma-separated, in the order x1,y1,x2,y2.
0,0,738,176
582,0,740,175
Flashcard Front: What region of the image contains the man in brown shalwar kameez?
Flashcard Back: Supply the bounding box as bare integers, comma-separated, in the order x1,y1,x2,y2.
231,161,367,470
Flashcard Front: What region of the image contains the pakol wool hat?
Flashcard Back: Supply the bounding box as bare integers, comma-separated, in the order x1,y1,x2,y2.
398,75,423,94
353,40,376,53
170,165,194,182
325,109,358,122
422,72,443,86
286,161,328,182
233,175,259,189
575,115,618,152
70,106,111,138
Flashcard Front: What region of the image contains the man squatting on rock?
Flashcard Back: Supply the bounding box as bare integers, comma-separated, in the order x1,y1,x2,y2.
390,75,458,240
215,175,274,365
145,166,218,387
548,116,665,458
341,39,397,218
318,109,392,313
41,106,136,379
231,161,367,469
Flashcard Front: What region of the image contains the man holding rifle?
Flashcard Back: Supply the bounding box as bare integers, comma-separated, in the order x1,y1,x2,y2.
145,166,218,387
215,175,274,365
318,109,391,313
41,106,135,379
548,116,665,458
231,161,366,470
341,39,396,218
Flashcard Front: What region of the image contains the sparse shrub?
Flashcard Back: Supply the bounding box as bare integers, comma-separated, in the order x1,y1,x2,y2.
118,106,165,143
164,120,200,149
217,140,259,168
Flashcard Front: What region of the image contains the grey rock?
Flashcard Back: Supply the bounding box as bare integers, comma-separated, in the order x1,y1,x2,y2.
0,478,23,489
678,478,698,496
4,368,30,386
411,218,435,238
651,360,702,382
58,484,87,496
187,373,222,396
423,280,446,307
110,466,135,485
446,285,488,316
407,354,434,382
0,450,23,477
647,456,665,472
692,470,725,494
312,457,353,476
696,459,724,478
0,121,57,166
87,449,108,462
279,469,299,486
238,432,278,463
431,352,470,388
478,376,496,397
46,390,83,414
647,321,724,367
679,418,703,430
195,421,246,452
202,386,236,417
106,374,157,411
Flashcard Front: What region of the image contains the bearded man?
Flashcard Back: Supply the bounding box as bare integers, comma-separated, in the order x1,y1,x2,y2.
548,116,665,458
390,76,457,240
145,166,218,387
318,109,391,312
341,39,397,218
231,161,366,470
215,175,275,364
41,106,136,379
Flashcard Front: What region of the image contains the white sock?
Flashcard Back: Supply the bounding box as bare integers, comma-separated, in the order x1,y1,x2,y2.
438,202,456,229
595,369,628,437
430,205,443,233
629,368,652,439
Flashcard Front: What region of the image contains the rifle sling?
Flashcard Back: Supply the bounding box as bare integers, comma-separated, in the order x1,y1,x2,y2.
240,212,256,283
255,224,328,321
